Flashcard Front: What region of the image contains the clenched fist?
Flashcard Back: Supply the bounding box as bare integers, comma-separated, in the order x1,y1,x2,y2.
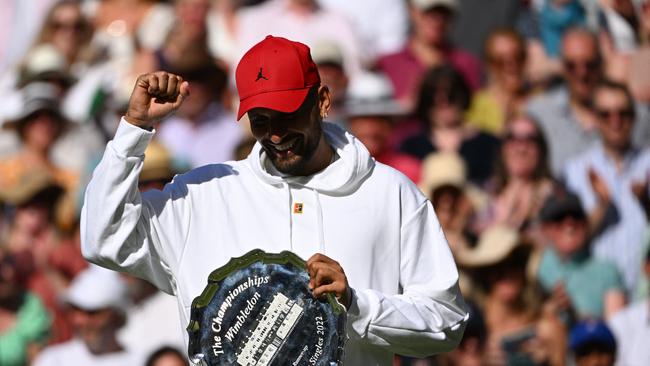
125,72,190,129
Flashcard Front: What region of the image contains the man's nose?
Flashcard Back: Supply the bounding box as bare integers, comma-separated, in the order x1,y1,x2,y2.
268,123,287,143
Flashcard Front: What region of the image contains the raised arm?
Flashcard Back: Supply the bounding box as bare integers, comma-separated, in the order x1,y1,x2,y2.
80,72,190,293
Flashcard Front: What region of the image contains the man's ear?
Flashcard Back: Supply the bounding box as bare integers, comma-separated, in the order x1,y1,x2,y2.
317,85,332,119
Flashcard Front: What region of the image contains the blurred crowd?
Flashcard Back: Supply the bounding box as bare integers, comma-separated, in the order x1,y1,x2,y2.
0,0,649,365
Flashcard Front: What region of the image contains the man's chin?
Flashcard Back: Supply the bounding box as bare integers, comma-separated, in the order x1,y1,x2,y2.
270,156,307,175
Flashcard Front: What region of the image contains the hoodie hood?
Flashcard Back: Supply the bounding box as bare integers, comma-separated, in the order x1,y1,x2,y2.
247,122,375,195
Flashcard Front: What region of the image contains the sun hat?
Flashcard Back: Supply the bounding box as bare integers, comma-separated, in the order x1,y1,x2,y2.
140,141,177,183
455,225,525,268
64,265,129,313
418,152,488,210
419,152,467,195
3,82,69,131
0,169,63,207
235,35,321,120
344,72,405,118
310,40,345,68
18,44,75,88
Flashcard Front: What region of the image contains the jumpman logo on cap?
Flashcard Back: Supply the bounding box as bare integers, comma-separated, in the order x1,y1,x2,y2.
256,68,269,82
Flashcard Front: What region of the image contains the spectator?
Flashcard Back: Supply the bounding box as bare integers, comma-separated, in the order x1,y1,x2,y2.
569,320,617,366
345,72,421,183
539,0,587,58
457,225,566,366
527,28,649,175
33,266,143,365
156,63,242,167
0,248,51,366
0,82,79,230
466,28,530,136
310,41,349,124
378,0,481,108
135,0,217,74
563,80,650,292
608,245,650,365
527,27,601,177
232,0,365,76
90,0,175,61
145,346,189,366
537,191,626,319
476,116,554,234
419,152,486,302
31,0,94,71
400,65,500,186
419,152,483,256
0,169,86,344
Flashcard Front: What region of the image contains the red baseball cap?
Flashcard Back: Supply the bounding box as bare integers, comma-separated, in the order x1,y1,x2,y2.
236,36,321,120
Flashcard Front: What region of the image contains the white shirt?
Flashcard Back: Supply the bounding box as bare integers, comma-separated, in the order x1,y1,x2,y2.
608,300,650,366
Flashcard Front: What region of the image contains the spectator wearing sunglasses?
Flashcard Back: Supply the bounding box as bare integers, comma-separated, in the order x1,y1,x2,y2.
475,116,555,237
466,28,530,136
563,80,650,294
527,28,650,177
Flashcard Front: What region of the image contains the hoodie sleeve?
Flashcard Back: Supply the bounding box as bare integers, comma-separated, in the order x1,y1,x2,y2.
80,118,191,294
346,200,468,356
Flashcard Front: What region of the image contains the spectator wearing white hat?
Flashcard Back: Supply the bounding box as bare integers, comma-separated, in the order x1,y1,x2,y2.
0,82,79,231
310,41,349,124
345,72,421,183
33,266,143,366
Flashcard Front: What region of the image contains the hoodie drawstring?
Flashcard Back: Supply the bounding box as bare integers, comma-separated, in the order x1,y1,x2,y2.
312,188,325,254
285,183,294,253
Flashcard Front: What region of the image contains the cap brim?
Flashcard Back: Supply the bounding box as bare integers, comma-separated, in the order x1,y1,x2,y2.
237,87,311,120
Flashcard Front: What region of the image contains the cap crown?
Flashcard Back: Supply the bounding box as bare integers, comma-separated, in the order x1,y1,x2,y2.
236,36,320,101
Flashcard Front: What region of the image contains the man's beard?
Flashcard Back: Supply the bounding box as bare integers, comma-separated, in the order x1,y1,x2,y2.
265,122,323,176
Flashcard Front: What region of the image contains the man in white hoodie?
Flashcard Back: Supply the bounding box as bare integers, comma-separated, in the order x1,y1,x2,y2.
81,35,468,365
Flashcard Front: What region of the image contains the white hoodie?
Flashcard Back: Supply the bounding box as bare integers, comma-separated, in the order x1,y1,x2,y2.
81,119,468,365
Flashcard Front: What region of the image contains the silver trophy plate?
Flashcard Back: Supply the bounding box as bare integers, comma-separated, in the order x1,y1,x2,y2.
187,249,346,366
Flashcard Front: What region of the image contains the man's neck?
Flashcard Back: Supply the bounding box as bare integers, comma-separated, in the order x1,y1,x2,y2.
410,38,447,66
301,138,334,176
603,143,631,170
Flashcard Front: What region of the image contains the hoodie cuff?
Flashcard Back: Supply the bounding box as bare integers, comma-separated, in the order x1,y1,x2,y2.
111,117,155,157
346,288,375,340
